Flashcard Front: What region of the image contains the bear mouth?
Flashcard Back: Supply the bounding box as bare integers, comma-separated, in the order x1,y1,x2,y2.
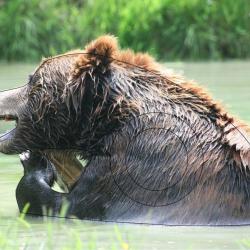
0,87,83,191
0,114,83,190
0,114,83,191
0,114,18,150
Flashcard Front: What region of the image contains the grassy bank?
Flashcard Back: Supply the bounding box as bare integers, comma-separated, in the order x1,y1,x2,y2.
0,0,250,61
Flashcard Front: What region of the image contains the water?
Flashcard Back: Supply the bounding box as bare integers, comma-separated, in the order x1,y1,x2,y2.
0,62,250,249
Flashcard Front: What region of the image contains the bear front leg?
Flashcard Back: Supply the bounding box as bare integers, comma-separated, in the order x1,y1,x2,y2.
16,151,67,216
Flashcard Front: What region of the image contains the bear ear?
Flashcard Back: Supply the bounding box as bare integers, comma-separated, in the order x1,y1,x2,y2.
66,35,119,114
222,120,250,169
74,35,118,75
85,34,118,59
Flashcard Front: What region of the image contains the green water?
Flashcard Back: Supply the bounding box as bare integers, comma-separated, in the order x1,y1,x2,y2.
0,62,250,249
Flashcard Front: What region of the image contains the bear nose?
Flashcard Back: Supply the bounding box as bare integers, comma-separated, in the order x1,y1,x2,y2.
0,86,27,118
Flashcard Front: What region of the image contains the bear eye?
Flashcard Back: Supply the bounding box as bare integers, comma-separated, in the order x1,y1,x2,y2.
28,74,40,85
28,74,33,84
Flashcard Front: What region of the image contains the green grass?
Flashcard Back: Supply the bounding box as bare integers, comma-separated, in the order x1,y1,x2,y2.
0,0,250,61
0,213,250,250
0,213,131,250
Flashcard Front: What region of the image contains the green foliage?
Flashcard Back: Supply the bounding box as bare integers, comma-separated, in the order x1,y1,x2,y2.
0,0,250,61
0,0,79,60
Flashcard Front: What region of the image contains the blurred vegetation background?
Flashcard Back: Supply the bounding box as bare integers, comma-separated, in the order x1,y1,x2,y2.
0,0,250,61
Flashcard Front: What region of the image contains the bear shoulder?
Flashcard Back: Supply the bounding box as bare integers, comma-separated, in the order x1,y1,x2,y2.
72,35,250,170
182,81,250,169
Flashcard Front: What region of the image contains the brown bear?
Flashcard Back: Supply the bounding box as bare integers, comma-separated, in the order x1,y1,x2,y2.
0,35,250,225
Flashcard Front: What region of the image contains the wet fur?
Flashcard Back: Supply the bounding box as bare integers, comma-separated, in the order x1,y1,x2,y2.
15,35,250,224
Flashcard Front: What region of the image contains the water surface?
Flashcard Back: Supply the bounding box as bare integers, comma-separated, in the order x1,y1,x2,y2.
0,61,250,249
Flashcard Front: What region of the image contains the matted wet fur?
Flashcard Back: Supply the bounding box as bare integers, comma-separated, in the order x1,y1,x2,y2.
1,35,250,224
